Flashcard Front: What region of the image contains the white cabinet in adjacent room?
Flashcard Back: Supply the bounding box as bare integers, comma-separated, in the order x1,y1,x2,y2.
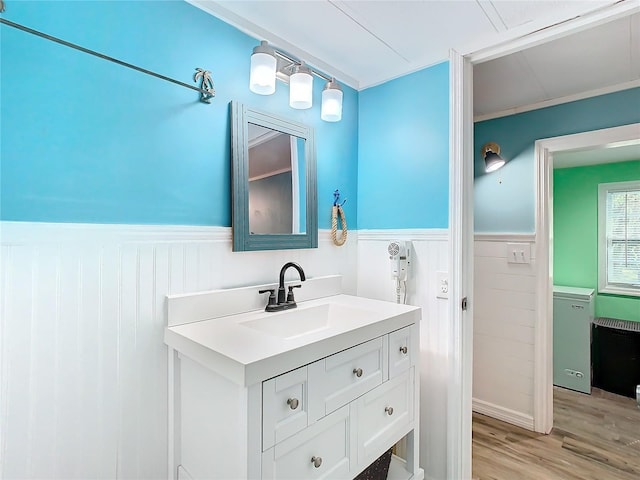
553,285,595,394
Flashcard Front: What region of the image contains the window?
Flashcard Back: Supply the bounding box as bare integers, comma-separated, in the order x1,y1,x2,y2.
598,181,640,296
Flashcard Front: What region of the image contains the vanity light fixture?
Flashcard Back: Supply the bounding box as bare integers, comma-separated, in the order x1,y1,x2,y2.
481,142,506,172
321,79,343,122
249,40,343,121
289,63,313,109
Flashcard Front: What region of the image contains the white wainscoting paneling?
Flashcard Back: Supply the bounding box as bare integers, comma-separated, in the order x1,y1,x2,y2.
0,222,357,479
356,229,449,480
473,234,537,424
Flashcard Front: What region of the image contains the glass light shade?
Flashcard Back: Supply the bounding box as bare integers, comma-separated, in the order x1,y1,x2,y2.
321,80,343,122
289,65,313,109
249,42,276,95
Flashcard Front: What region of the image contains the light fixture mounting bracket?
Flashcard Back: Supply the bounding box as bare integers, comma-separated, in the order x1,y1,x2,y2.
481,142,500,157
194,68,215,103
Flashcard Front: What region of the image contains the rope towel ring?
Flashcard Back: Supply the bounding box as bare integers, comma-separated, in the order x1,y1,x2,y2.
331,205,347,246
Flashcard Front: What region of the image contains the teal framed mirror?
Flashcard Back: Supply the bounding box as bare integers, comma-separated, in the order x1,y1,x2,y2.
230,101,318,251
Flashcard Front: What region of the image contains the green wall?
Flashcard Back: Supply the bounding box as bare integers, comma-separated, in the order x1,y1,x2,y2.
554,160,640,322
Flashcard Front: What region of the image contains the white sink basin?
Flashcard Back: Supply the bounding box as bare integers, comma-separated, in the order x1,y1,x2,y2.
165,289,421,385
240,303,374,340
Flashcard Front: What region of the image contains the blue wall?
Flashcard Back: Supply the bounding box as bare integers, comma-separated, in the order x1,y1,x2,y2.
474,88,640,232
358,63,450,229
1,0,358,228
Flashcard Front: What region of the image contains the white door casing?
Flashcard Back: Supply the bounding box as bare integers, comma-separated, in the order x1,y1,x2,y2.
448,49,474,480
534,123,640,434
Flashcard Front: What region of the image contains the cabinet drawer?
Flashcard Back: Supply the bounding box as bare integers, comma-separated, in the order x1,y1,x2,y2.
309,337,385,422
388,325,414,379
352,368,414,468
261,405,350,480
263,366,309,451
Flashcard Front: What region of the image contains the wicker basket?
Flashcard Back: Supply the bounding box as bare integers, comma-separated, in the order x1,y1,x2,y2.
354,449,393,480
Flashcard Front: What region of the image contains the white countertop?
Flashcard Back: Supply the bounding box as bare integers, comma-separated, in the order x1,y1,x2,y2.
165,294,421,386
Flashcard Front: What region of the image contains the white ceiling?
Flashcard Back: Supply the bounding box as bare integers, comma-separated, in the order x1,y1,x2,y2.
192,0,619,87
474,11,640,119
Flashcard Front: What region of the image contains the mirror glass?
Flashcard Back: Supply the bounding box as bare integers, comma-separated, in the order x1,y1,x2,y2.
247,123,306,235
231,102,317,251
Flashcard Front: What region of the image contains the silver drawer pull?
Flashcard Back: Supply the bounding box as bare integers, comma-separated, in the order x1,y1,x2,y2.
287,398,299,410
399,346,408,354
353,368,363,378
311,456,322,468
571,304,584,309
385,406,394,416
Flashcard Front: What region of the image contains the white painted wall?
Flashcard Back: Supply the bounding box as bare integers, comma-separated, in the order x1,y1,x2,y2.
472,234,537,429
0,222,357,479
356,230,449,480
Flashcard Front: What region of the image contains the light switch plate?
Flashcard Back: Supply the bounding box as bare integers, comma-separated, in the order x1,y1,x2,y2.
507,243,531,264
436,271,449,299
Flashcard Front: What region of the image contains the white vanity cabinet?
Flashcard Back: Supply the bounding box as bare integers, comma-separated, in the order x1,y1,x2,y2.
174,323,421,480
165,286,423,480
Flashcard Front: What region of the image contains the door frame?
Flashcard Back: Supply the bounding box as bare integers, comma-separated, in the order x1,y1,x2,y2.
448,2,639,477
533,123,640,433
448,49,474,480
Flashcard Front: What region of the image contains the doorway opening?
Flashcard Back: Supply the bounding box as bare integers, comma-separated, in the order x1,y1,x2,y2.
534,123,640,431
450,2,640,477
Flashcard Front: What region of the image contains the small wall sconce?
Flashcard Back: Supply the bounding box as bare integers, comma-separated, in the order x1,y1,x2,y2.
481,142,506,172
249,40,343,122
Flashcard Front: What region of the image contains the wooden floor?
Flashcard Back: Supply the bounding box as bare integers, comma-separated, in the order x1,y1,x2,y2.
472,387,640,480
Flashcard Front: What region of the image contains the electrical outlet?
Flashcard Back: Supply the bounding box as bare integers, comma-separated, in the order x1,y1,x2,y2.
436,271,449,299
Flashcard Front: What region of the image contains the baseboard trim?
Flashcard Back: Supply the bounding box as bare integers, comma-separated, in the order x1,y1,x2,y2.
472,398,534,431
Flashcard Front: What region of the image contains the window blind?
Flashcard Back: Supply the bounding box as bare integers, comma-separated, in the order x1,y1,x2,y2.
606,188,640,288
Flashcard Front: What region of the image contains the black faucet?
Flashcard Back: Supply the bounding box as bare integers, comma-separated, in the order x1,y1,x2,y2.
259,262,306,312
277,262,306,304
